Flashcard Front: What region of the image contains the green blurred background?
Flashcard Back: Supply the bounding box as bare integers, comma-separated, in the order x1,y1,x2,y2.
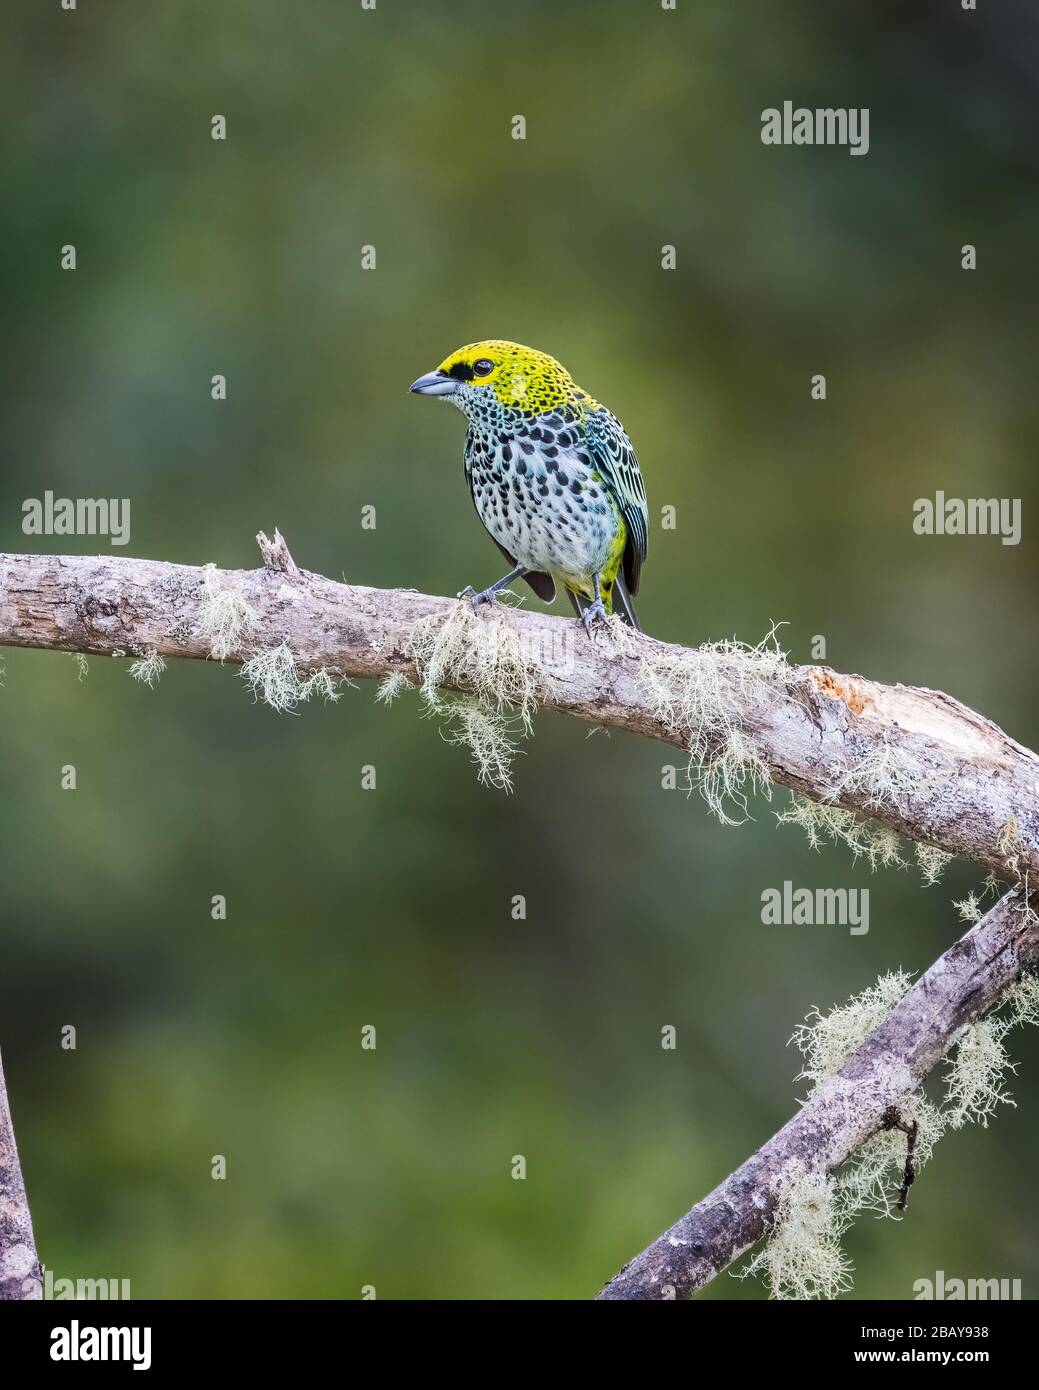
1,0,1037,1299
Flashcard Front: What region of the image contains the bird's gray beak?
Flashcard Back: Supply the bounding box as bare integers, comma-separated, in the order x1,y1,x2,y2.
409,370,458,397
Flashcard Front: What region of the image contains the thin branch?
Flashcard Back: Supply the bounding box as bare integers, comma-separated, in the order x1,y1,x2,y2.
0,541,1036,880
596,889,1039,1300
881,1106,919,1213
0,1049,42,1300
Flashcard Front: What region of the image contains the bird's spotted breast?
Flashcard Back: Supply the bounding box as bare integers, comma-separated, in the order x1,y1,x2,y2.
465,413,622,585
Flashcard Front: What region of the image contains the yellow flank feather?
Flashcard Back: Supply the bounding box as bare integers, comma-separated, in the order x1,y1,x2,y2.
564,514,627,611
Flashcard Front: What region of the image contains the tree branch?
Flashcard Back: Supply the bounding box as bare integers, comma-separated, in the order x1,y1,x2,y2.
0,1049,42,1300
1,541,1035,879
597,888,1039,1300
3,542,1036,1299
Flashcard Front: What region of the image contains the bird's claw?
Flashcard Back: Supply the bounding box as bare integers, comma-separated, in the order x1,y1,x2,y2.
580,598,609,632
458,584,497,610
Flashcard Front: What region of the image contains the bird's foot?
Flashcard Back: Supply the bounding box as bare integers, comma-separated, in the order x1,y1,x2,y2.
458,584,499,610
580,598,609,632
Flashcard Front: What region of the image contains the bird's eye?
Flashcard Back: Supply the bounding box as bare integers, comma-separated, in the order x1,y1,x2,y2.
472,358,494,377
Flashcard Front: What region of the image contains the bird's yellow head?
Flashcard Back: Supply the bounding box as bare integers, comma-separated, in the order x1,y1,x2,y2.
409,340,595,418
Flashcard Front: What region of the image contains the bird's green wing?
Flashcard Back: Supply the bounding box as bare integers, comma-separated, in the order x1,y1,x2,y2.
584,406,649,595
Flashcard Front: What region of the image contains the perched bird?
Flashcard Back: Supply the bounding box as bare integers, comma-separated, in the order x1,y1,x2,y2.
409,340,648,630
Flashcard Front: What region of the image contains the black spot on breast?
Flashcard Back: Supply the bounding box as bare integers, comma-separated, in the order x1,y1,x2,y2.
556,470,569,486
519,440,534,456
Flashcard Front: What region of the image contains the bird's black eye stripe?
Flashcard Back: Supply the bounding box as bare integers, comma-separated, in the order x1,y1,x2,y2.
445,358,494,382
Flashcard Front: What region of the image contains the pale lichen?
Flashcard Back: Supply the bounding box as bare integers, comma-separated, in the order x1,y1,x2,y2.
776,794,907,871
737,961,1039,1298
830,743,918,811
953,891,984,925
395,608,791,804
914,843,954,887
241,644,298,711
778,734,959,882
944,975,1039,1130
737,1170,853,1301
401,600,544,789
406,599,540,733
194,565,259,661
128,649,166,688
954,870,1020,925
375,671,412,706
633,627,787,824
697,728,772,826
439,697,521,792
792,971,915,1091
240,643,348,713
996,813,1023,871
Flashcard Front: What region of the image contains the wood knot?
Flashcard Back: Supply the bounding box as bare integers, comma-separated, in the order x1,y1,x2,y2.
78,595,122,633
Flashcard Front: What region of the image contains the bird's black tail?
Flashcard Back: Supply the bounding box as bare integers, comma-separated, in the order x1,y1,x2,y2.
612,574,641,630
565,575,641,631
